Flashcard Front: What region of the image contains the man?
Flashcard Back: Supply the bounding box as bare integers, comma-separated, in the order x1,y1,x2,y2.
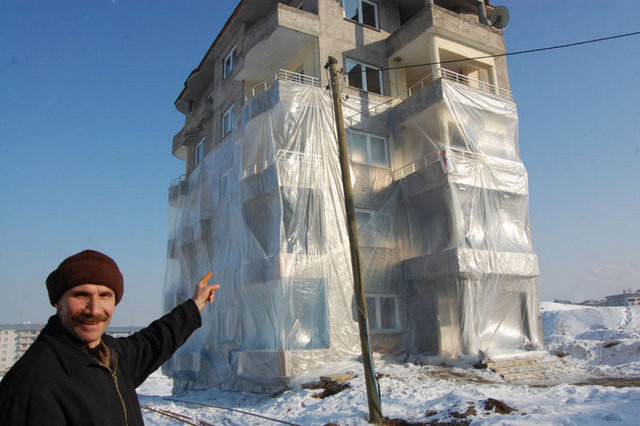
0,249,219,425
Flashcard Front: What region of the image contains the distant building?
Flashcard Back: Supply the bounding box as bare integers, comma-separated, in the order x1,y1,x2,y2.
603,289,640,307
0,323,141,375
578,299,605,307
0,323,43,375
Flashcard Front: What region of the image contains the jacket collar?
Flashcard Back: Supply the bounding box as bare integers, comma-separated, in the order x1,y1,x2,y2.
40,314,103,376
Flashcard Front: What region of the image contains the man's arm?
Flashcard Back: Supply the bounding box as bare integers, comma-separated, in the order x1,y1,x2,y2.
192,271,221,311
109,272,221,386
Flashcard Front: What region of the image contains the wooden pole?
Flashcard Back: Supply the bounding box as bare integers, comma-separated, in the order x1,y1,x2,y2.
325,56,383,424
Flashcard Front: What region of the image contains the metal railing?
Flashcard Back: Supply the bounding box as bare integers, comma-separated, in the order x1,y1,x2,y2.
407,67,512,99
393,150,441,180
244,69,321,102
243,149,322,178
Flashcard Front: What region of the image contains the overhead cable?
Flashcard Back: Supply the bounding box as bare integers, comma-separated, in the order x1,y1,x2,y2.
382,30,640,71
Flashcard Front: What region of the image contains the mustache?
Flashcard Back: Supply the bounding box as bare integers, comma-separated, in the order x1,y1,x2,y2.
72,312,109,324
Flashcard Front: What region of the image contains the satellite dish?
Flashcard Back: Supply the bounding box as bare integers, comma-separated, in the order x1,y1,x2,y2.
490,5,510,29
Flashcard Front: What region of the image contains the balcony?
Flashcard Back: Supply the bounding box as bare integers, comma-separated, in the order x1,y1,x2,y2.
407,67,511,100
168,175,187,207
184,97,213,133
386,3,509,98
245,69,320,102
236,3,320,84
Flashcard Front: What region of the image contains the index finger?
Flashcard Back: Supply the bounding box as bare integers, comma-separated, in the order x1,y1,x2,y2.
199,271,213,285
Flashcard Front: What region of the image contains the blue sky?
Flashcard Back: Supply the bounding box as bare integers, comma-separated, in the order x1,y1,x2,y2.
1,0,638,326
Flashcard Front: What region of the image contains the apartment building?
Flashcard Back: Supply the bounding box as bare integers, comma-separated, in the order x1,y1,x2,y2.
604,289,640,307
165,0,542,391
0,324,42,375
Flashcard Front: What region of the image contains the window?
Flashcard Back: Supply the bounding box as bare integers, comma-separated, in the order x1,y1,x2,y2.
222,105,235,137
342,0,378,28
220,170,230,200
346,59,383,94
295,0,304,9
223,45,236,79
366,294,400,333
355,208,374,229
347,130,389,166
195,138,205,167
217,308,236,343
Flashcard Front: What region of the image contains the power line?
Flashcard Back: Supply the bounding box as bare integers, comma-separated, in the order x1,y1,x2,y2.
382,30,640,71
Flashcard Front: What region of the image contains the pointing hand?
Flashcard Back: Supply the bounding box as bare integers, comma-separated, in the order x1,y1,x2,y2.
192,272,221,311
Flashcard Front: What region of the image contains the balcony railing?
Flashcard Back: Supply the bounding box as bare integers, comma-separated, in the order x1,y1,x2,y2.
245,70,321,102
243,149,322,178
407,67,512,99
393,150,442,180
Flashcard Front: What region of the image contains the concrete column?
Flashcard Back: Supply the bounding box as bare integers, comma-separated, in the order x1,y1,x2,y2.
429,36,440,76
489,65,498,88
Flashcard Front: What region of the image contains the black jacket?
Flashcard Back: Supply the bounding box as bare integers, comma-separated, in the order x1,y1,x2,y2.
0,299,201,425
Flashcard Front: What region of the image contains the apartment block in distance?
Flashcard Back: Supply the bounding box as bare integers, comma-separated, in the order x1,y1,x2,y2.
0,324,42,375
164,0,542,391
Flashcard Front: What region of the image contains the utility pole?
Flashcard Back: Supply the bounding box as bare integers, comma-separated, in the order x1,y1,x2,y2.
325,56,383,424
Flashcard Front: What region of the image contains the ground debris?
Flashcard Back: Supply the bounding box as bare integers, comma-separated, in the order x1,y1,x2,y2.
383,403,477,426
382,417,471,426
303,374,355,399
575,377,640,388
484,398,516,414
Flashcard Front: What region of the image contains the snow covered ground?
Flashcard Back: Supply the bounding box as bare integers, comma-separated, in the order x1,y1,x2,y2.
137,302,640,425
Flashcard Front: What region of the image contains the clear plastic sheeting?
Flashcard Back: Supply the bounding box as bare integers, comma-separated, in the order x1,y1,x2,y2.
163,74,543,391
164,83,360,391
342,77,542,361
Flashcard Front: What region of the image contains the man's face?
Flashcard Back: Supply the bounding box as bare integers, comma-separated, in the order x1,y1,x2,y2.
56,283,116,348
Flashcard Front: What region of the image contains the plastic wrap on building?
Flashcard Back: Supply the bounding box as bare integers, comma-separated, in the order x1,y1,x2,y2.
163,75,543,391
164,83,361,391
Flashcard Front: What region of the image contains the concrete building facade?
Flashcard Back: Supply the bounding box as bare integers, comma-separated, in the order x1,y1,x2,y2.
165,0,542,391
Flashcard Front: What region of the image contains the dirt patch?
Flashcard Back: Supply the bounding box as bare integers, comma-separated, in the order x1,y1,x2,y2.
411,365,498,384
575,377,640,388
382,402,488,425
484,398,517,414
381,418,471,426
303,376,353,399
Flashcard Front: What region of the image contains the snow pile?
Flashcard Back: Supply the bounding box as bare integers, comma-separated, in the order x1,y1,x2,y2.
138,303,640,425
541,301,640,378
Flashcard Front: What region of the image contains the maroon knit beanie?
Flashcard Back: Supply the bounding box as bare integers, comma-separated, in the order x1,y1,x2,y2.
46,250,124,306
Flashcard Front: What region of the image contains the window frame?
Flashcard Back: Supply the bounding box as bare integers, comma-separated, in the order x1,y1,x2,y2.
354,208,375,230
194,138,205,167
366,293,401,334
220,169,231,200
346,58,383,95
347,129,389,167
342,0,379,29
223,45,237,79
222,105,235,138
